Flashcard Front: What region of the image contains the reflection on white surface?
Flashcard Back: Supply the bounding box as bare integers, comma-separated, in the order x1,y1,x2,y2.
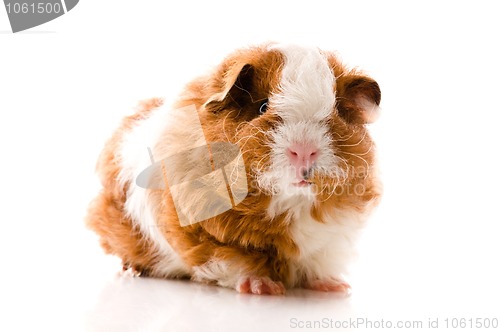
82,223,500,332
85,275,353,332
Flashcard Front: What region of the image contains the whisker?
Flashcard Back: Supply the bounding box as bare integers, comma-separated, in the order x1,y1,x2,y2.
332,130,356,142
340,150,371,174
221,110,236,142
336,130,368,147
232,84,256,103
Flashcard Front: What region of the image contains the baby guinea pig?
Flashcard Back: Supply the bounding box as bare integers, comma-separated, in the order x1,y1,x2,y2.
86,43,382,295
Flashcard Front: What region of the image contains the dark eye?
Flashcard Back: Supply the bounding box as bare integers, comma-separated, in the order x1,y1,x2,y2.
259,100,268,114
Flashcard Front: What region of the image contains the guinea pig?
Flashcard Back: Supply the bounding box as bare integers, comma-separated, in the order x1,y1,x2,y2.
86,43,382,295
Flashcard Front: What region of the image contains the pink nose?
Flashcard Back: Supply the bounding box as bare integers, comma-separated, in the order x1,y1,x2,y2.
286,143,319,179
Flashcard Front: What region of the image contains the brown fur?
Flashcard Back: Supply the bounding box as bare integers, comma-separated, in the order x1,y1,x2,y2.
86,98,164,275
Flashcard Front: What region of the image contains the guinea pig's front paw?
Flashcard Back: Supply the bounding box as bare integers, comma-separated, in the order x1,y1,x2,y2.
304,278,351,294
236,276,286,295
121,262,145,277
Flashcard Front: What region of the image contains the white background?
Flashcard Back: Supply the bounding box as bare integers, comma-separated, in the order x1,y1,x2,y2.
1,1,500,331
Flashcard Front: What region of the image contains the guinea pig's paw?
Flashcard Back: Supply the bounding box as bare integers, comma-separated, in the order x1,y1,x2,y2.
304,278,351,294
236,276,286,295
121,263,145,277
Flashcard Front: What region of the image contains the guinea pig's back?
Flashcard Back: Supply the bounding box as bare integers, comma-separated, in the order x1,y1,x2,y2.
86,98,191,278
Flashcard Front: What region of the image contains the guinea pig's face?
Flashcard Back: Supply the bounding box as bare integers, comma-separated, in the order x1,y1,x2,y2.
201,44,380,209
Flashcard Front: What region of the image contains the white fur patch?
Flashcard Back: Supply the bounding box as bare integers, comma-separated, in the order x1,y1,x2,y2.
118,103,191,277
285,201,366,286
257,45,344,200
192,260,241,289
269,44,336,122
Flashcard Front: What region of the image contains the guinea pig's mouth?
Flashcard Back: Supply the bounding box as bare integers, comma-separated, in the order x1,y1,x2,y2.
292,180,313,187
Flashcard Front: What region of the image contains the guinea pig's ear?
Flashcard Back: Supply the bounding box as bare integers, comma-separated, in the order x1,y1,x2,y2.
335,74,381,124
204,63,255,111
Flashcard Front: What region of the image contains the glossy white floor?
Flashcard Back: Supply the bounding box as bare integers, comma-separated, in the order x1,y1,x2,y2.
2,1,500,331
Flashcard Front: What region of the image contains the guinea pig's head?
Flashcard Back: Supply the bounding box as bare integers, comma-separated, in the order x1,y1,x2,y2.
199,44,381,219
